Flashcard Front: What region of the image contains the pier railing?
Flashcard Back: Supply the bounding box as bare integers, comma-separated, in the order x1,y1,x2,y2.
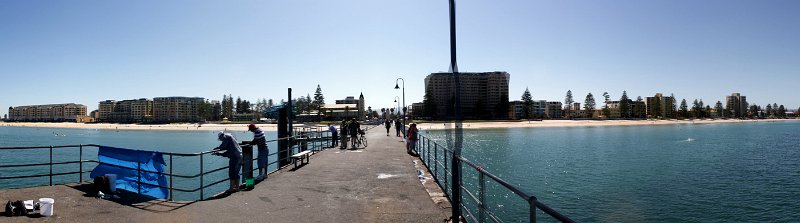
0,127,333,201
416,134,575,223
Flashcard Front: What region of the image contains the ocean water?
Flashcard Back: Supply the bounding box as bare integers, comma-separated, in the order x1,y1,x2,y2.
0,126,299,200
2,121,799,222
421,120,800,222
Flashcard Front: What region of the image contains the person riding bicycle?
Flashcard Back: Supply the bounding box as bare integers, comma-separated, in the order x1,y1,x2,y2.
349,118,361,148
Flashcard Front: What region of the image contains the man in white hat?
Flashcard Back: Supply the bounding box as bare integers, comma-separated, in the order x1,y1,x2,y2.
213,131,243,193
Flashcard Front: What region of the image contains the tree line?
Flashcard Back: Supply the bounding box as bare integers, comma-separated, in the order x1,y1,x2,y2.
516,89,793,120
197,84,328,121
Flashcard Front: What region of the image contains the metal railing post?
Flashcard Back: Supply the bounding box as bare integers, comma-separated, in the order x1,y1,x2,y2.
79,144,83,182
529,196,538,223
442,144,448,193
433,140,437,178
200,153,204,200
479,171,486,223
49,145,53,186
169,154,174,201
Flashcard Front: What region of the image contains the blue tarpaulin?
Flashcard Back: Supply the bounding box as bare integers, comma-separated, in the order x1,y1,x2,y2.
90,146,169,199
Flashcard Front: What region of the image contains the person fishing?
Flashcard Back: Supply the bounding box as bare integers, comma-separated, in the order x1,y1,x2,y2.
247,124,268,181
212,131,243,194
329,124,338,148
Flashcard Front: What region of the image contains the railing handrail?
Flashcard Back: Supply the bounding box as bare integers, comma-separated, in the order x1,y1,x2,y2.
416,133,575,223
0,129,335,201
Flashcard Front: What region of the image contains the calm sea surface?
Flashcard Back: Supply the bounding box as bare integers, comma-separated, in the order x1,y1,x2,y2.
2,121,799,222
422,120,800,222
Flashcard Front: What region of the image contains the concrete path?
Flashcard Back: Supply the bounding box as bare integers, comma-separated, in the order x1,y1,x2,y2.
1,125,451,223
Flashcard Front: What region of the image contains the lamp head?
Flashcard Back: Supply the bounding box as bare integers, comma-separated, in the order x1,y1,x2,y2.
394,84,400,89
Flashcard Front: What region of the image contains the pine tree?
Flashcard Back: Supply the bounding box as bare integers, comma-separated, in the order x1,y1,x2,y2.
565,90,574,118
619,91,630,118
670,93,677,118
692,99,700,118
584,93,595,118
714,101,724,118
602,92,610,118
651,96,662,119
312,85,325,119
766,104,773,118
777,105,786,118
521,88,533,119
680,99,688,118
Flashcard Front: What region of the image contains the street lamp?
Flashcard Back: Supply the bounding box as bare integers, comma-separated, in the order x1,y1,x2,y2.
394,96,401,117
395,78,406,138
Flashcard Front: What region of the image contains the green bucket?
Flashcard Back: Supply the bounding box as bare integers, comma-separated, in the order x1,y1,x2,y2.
245,178,254,190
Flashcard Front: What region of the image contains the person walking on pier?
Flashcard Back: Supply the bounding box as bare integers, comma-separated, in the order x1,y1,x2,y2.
248,124,268,181
406,123,419,155
329,124,338,148
213,131,243,194
394,119,402,137
349,118,361,149
384,119,391,136
340,119,348,150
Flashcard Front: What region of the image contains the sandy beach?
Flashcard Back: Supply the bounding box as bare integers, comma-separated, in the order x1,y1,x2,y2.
1,119,794,132
413,119,795,131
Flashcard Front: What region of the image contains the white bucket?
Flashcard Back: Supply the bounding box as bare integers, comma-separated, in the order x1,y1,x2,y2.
38,198,54,217
105,174,117,192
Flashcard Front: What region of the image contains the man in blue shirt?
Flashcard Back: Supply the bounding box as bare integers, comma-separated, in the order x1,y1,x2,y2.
329,124,338,148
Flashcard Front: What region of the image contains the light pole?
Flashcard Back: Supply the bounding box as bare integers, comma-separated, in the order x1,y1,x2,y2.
395,78,406,138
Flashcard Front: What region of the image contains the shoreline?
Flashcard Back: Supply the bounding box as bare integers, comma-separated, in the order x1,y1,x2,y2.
414,119,795,130
1,119,796,132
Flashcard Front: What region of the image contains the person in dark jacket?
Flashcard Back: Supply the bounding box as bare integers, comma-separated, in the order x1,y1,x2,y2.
395,119,402,137
213,131,243,193
384,119,391,136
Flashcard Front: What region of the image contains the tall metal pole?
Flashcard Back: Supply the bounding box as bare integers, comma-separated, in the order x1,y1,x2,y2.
448,0,463,222
396,78,406,137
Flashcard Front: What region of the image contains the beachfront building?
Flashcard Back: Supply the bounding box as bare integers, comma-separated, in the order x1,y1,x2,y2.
97,99,154,123
726,93,748,118
97,100,116,122
645,93,675,119
323,104,360,120
153,97,204,123
545,101,563,119
424,71,510,119
508,100,547,120
332,93,366,120
8,103,87,122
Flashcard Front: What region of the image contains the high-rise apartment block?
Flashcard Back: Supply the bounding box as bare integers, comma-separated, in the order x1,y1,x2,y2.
645,93,675,118
424,71,510,119
726,93,748,118
8,103,87,122
98,97,202,123
153,97,204,123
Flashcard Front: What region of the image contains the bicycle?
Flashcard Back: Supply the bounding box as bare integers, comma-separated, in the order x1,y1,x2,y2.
358,130,368,148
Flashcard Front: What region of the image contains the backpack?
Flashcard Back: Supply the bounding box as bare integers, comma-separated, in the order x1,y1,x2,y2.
94,175,111,194
4,200,25,216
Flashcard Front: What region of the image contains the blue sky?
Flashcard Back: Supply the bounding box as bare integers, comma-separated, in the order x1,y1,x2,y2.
2,0,799,116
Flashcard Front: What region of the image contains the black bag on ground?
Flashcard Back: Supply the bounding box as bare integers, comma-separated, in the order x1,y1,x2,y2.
94,175,111,194
4,200,25,216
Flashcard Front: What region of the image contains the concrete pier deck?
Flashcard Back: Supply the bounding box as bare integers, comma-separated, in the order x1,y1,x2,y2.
0,125,451,223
